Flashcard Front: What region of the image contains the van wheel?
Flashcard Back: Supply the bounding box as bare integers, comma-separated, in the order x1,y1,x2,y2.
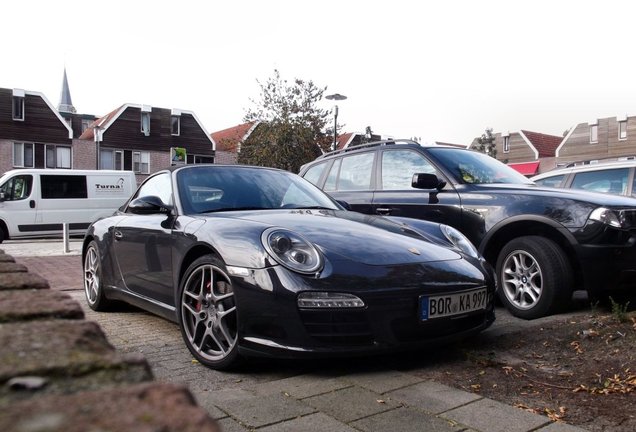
496,236,572,319
84,241,113,311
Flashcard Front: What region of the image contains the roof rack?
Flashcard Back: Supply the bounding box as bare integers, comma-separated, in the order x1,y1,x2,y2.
317,139,420,159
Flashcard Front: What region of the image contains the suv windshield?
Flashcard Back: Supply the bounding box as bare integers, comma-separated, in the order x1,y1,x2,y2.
428,147,533,185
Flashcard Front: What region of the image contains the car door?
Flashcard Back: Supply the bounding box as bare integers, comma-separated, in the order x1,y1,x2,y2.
113,172,175,305
320,151,376,213
0,174,36,237
372,148,462,227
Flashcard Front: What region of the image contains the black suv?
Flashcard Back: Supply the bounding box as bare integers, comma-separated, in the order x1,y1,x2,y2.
299,140,636,319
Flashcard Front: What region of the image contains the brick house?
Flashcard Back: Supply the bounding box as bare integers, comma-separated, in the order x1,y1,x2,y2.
80,104,216,183
210,121,260,164
0,87,74,173
556,115,636,165
468,130,562,176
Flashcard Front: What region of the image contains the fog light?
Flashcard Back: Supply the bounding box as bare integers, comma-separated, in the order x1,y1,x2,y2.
297,292,365,308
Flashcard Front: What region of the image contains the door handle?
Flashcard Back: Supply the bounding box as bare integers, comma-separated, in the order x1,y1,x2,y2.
29,200,35,209
376,207,392,215
114,230,123,240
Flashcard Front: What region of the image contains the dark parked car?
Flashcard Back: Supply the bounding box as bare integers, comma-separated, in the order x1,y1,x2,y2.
299,140,636,319
83,165,496,370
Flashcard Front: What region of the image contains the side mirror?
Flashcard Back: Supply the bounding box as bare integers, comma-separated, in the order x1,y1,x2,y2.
412,173,446,191
127,195,173,215
336,200,351,211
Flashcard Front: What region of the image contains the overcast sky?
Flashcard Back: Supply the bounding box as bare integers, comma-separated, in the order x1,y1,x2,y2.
3,0,635,145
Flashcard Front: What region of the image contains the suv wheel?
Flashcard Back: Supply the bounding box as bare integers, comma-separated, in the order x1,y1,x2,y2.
496,236,572,319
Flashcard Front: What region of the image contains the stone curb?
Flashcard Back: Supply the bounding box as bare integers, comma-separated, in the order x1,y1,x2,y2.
0,249,220,431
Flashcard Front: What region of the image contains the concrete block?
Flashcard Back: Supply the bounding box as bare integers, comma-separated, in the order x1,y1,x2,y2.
0,290,84,322
441,398,550,432
304,386,399,423
351,407,463,432
387,380,482,414
213,393,315,428
0,272,49,291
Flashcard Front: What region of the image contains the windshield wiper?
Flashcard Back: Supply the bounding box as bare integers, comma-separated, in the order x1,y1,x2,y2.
200,206,269,213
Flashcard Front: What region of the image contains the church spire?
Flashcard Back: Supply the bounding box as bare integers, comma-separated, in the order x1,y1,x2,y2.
58,67,76,113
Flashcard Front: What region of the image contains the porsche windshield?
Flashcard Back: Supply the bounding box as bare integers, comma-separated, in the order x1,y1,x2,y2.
177,166,341,214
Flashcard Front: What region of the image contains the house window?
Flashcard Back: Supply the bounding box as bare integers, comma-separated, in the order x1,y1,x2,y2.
141,112,151,136
619,121,627,140
45,145,71,169
590,124,598,143
133,151,150,174
13,143,34,168
503,136,510,153
187,154,214,164
100,149,124,170
12,96,25,121
81,119,93,132
171,115,180,136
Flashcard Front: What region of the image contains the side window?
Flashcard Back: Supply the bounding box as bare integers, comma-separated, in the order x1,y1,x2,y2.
336,153,374,191
534,175,565,188
303,162,327,186
381,150,437,190
0,175,33,201
571,168,629,195
132,172,172,206
324,159,341,192
41,175,87,199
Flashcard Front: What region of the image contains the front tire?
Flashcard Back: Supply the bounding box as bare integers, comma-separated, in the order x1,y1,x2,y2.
496,236,572,319
84,241,113,311
178,255,240,370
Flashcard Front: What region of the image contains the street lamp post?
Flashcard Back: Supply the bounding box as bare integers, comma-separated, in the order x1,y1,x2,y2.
325,93,347,151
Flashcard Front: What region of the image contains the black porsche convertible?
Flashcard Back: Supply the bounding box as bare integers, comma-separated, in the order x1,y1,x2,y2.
83,165,496,369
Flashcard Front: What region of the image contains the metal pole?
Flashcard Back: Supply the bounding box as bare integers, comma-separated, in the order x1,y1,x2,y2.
63,222,70,253
333,105,339,152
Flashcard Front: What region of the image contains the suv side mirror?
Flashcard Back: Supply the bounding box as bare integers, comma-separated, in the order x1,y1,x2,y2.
412,173,446,191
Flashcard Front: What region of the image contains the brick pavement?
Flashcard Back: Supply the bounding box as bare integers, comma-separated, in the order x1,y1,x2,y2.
15,256,82,292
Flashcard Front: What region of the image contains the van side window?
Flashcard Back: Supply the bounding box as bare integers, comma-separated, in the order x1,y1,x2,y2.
335,153,374,191
41,175,88,199
0,175,33,201
381,150,438,190
324,158,341,192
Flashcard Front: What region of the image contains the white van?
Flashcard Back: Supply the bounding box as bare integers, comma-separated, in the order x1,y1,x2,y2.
0,169,136,243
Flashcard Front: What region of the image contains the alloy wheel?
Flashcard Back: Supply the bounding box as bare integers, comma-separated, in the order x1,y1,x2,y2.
84,246,100,306
501,249,543,310
181,264,237,362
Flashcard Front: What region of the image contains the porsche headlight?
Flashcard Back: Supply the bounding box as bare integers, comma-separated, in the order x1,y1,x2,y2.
589,207,622,228
262,228,323,274
440,224,479,258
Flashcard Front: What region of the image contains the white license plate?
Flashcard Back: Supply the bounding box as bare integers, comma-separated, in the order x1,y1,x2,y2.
420,288,488,320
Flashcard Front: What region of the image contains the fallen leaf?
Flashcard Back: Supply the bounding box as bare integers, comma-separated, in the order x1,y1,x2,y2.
376,399,386,404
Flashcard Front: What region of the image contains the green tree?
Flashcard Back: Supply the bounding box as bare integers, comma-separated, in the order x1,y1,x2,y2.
475,128,497,159
238,70,332,172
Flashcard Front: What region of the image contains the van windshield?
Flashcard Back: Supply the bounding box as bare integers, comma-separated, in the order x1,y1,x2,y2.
0,175,32,201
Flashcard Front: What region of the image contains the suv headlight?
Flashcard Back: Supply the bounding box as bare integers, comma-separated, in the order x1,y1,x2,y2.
262,228,323,274
589,207,622,228
440,225,480,258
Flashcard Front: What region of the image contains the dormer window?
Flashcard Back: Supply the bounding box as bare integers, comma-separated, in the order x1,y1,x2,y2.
12,89,25,121
619,120,627,140
171,109,181,136
503,135,510,153
589,122,598,143
141,112,150,136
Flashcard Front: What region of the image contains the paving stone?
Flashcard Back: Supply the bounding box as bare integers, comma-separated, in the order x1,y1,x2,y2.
259,413,357,432
0,320,152,403
0,262,27,273
0,290,84,322
213,393,315,428
351,406,465,432
0,254,15,263
0,271,49,290
343,370,424,394
303,386,399,423
536,421,589,431
217,417,250,432
0,382,220,432
387,381,482,414
441,398,550,432
254,374,351,399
